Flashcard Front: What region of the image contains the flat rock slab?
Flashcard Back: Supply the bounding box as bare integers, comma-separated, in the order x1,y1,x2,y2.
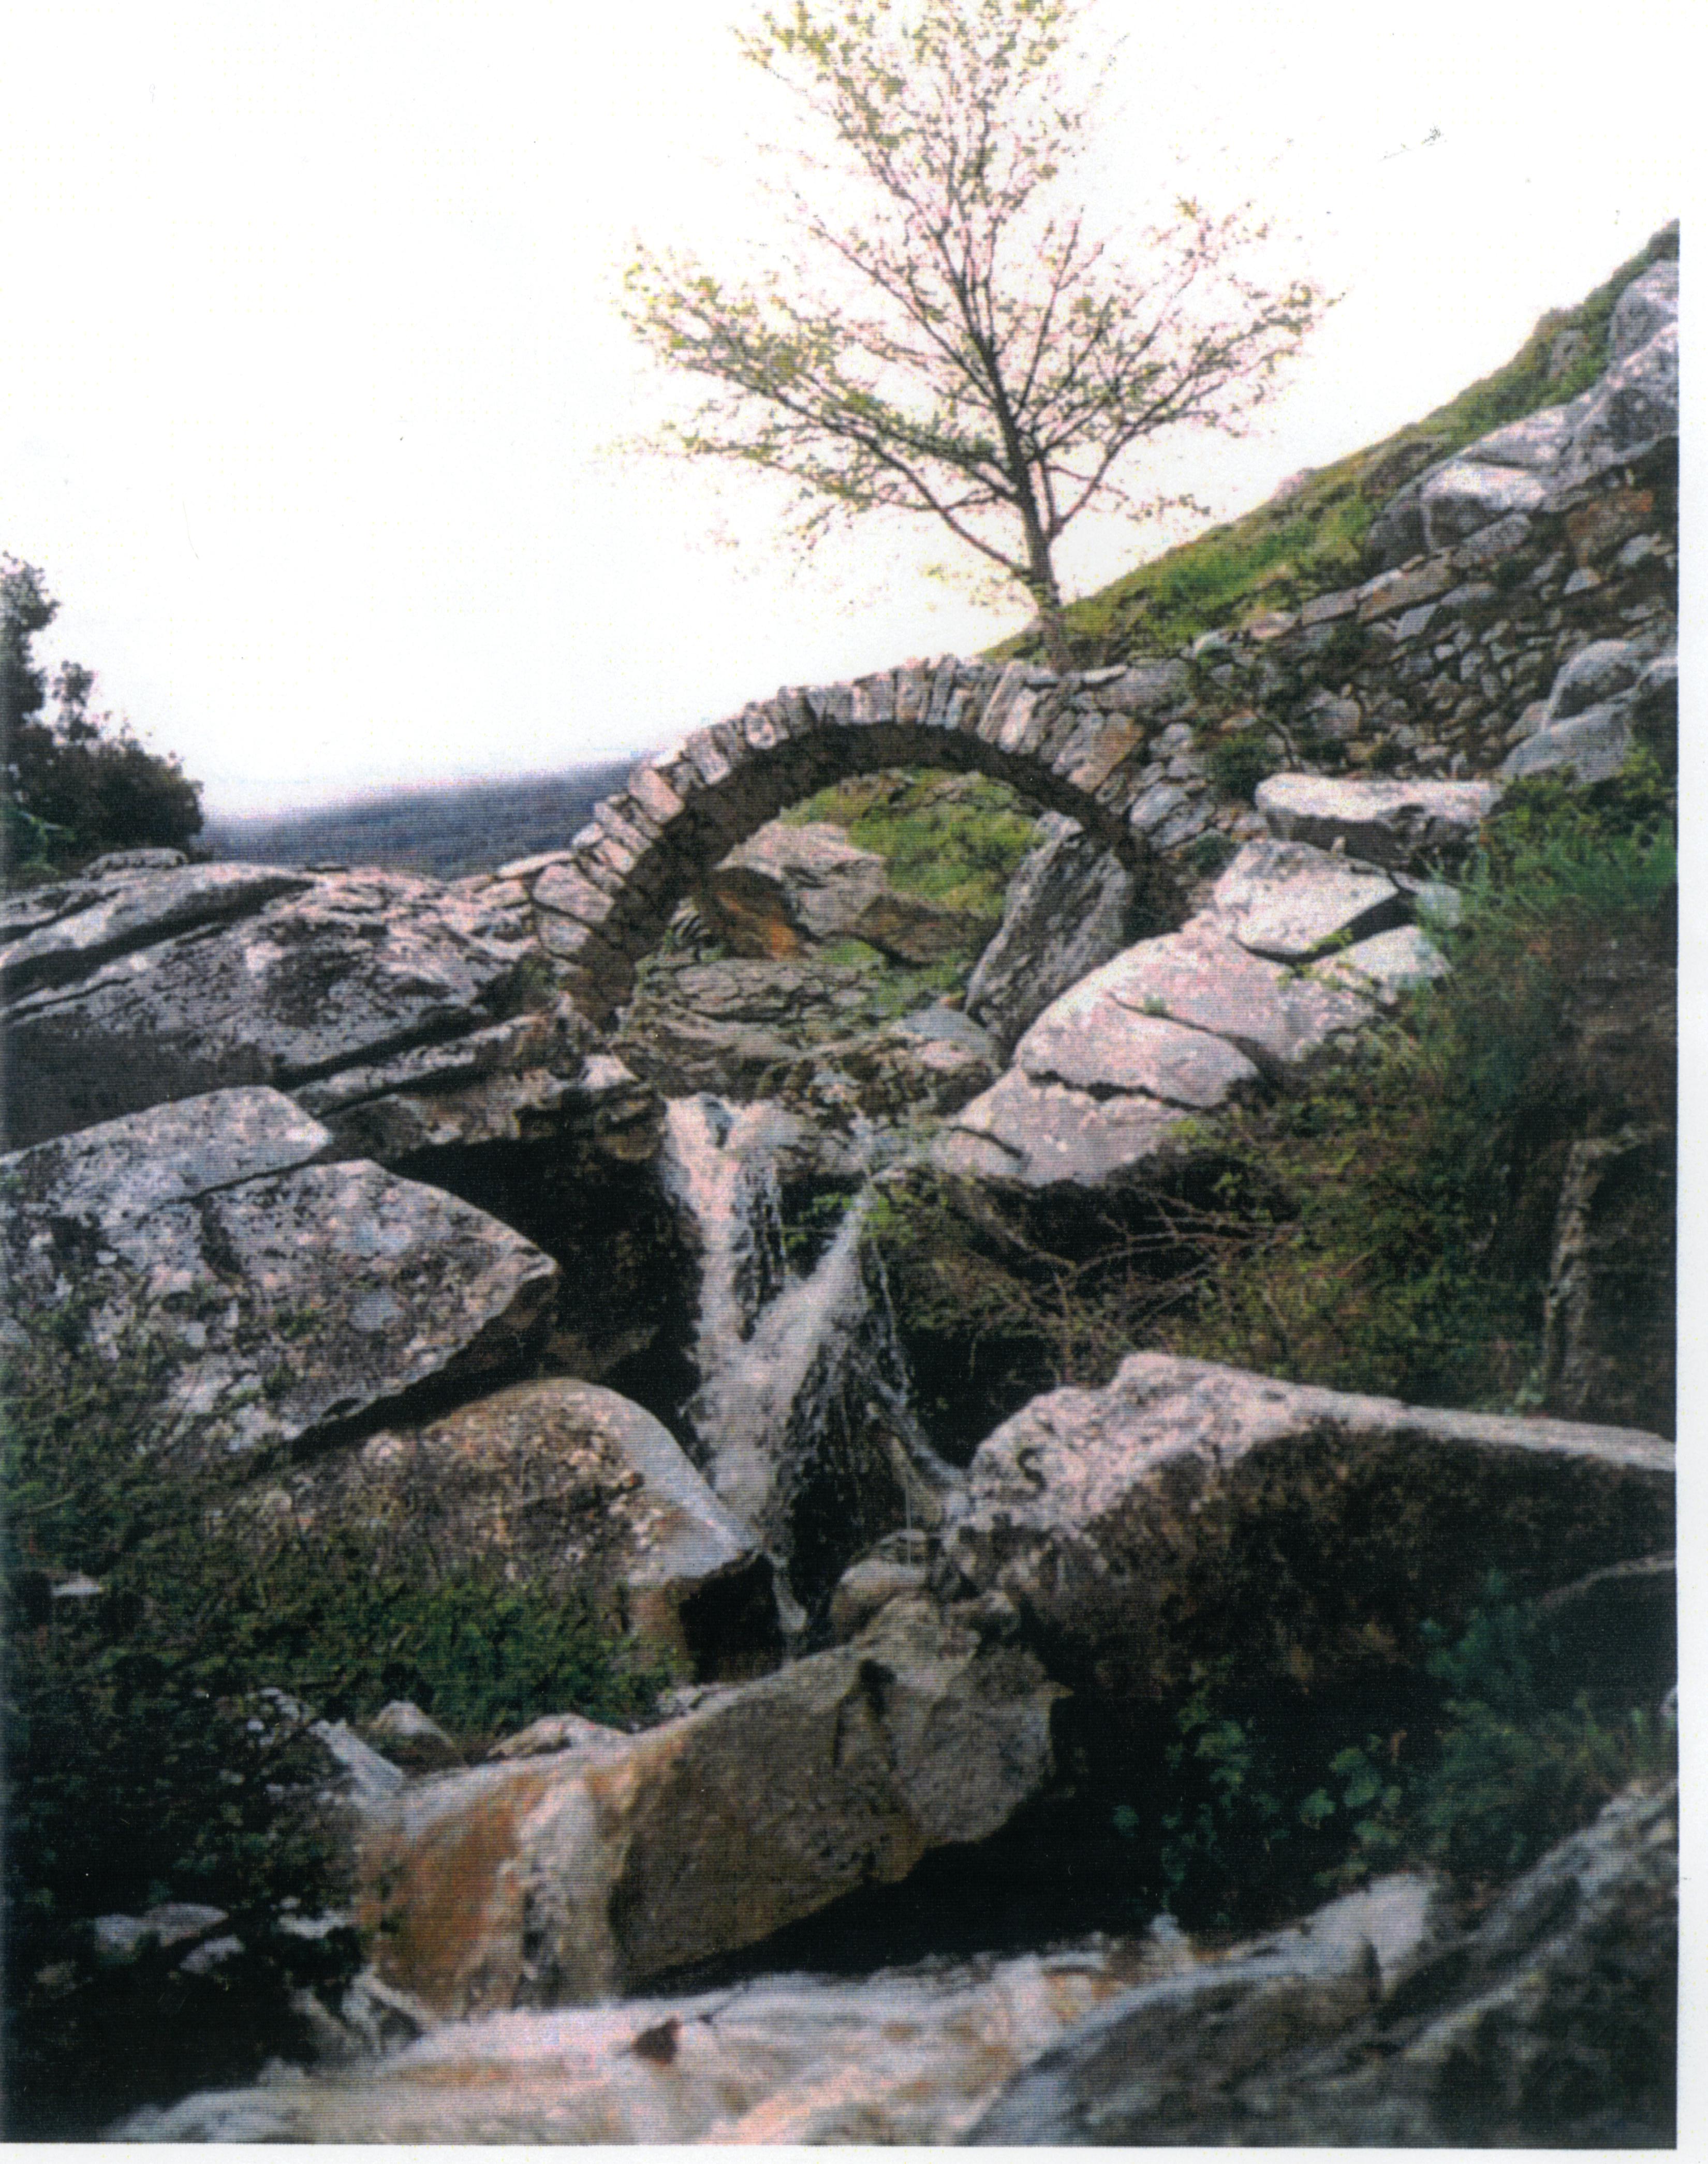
2,862,544,1151
1018,1003,1259,1107
1206,840,1408,962
357,1596,1062,2015
1035,922,1374,1075
2,1089,558,1471
1255,775,1502,869
934,1069,1194,1190
244,1379,776,1677
942,1353,1673,1708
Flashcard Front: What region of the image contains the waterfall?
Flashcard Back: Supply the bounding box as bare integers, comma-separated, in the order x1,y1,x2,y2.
660,1094,959,1608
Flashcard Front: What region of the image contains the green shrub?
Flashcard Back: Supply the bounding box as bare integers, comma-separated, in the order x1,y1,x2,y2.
784,768,1038,923
1108,1578,1673,1932
2,1307,665,2133
1205,732,1276,803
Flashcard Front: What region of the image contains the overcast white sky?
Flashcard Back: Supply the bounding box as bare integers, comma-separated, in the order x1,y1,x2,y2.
1,0,1688,817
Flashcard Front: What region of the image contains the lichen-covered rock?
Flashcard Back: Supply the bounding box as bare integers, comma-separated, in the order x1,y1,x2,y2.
1,1089,558,1471
1204,839,1408,961
1,861,551,1152
971,1779,1676,2146
240,1379,779,1677
356,1595,1063,2015
1254,774,1500,870
1500,631,1676,785
1363,251,1677,573
965,813,1139,1056
940,1353,1673,1708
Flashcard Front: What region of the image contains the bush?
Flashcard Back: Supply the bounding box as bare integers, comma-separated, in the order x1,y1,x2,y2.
1,1306,665,2133
2,557,202,882
1107,1577,1673,1933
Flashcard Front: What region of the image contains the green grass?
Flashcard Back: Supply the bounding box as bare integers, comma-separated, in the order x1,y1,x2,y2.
994,222,1677,668
783,769,1039,923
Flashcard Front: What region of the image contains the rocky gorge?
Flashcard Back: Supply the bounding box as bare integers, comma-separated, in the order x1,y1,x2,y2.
0,233,1677,2142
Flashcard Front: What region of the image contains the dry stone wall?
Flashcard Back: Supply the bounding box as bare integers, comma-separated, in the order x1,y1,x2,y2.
494,437,1674,1025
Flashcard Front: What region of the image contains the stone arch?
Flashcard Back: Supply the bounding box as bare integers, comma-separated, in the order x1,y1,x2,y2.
523,654,1199,1021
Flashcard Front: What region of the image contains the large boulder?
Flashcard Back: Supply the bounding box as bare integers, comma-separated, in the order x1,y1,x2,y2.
1202,838,1410,961
238,1380,781,1678
698,821,889,955
933,842,1424,1193
1501,630,1676,785
356,1595,1063,2014
939,1353,1673,1709
0,860,559,1153
971,1778,1676,2147
0,1089,559,1472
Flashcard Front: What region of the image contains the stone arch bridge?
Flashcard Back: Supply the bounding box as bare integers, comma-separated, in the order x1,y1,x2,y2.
518,654,1206,1021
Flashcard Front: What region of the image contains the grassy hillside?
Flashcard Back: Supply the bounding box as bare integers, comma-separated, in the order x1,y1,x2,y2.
996,223,1677,671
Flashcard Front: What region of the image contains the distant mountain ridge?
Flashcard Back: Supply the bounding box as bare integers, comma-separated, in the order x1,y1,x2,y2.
202,761,637,882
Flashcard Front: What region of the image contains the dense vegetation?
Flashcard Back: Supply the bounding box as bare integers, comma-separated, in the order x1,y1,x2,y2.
1103,1571,1674,1936
2,557,203,881
0,1302,669,2136
994,222,1678,668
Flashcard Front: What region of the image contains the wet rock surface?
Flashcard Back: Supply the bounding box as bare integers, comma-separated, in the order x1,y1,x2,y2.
971,1779,1677,2147
356,1595,1063,2015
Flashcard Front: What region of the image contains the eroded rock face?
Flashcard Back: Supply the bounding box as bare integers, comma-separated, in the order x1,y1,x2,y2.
1,1089,559,1470
965,813,1142,1057
357,1596,1063,2015
1,861,555,1152
971,1778,1677,2147
1364,250,1678,574
239,1379,779,1678
939,1353,1673,1709
1542,1125,1675,1434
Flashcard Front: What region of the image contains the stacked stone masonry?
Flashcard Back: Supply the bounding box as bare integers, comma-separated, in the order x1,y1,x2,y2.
500,438,1674,1023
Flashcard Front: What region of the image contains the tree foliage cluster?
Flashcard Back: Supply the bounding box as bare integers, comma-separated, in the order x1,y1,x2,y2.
2,555,202,882
626,0,1326,664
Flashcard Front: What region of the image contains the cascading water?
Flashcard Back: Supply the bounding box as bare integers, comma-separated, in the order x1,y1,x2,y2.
660,1094,960,1610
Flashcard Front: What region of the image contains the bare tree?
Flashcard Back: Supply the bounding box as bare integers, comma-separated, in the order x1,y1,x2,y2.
624,0,1328,668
